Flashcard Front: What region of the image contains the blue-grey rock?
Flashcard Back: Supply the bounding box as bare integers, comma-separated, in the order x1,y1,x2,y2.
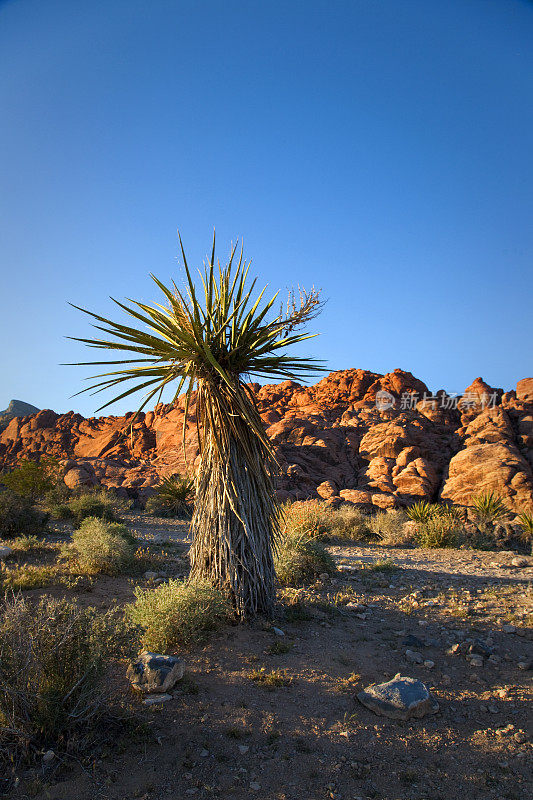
127,652,185,693
357,673,439,720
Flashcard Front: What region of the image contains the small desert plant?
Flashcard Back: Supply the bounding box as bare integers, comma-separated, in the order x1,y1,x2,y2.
1,564,62,591
417,516,460,548
275,528,336,587
145,474,194,518
282,500,331,540
1,458,59,501
128,579,233,651
323,505,372,541
248,667,293,689
516,511,533,549
367,509,408,544
67,517,136,575
0,595,132,777
51,489,129,525
471,492,509,524
406,500,438,524
0,491,48,539
367,558,400,573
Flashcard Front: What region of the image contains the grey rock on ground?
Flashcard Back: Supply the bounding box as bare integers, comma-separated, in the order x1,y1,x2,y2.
127,652,185,693
0,546,13,560
357,673,439,720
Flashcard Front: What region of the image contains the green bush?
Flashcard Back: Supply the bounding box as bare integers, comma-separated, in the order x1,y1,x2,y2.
417,516,460,548
406,500,439,524
275,528,336,587
67,517,136,575
516,511,533,544
50,489,129,525
1,458,59,501
145,474,194,518
0,491,48,539
0,595,132,781
128,579,232,651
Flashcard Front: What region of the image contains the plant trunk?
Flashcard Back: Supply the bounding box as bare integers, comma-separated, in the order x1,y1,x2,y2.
189,407,278,618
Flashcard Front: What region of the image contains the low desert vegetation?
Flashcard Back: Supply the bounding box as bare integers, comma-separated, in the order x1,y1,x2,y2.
416,515,460,548
128,579,233,652
368,508,409,545
0,491,48,539
50,489,129,525
275,526,336,587
1,457,59,501
470,491,509,525
0,594,132,781
145,473,194,517
65,517,136,575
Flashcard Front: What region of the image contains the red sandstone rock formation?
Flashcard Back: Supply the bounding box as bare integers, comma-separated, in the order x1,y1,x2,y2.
1,368,532,512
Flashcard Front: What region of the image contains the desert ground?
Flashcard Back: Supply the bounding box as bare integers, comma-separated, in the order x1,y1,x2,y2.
4,512,532,800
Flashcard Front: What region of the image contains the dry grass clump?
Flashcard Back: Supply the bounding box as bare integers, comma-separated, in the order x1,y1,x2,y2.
66,517,136,575
248,667,293,689
323,504,372,541
0,595,131,787
368,509,410,545
282,501,331,539
275,528,336,587
1,564,62,592
0,491,48,539
128,579,233,652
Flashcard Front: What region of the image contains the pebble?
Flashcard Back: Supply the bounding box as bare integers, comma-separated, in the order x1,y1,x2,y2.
423,660,435,669
42,750,55,764
517,659,533,670
143,693,172,706
405,649,423,664
502,624,516,634
250,782,261,791
272,627,285,636
470,656,483,667
238,745,249,754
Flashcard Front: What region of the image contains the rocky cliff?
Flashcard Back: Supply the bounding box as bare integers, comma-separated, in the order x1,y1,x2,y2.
1,368,532,511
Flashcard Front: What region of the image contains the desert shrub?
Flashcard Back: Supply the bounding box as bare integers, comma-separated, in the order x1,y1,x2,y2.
417,516,460,548
0,595,132,782
471,492,509,525
516,511,533,545
145,474,194,518
323,505,372,541
0,491,48,539
275,529,336,587
281,500,331,540
128,579,232,651
51,489,129,525
1,564,62,591
1,457,59,501
367,509,408,544
66,517,136,575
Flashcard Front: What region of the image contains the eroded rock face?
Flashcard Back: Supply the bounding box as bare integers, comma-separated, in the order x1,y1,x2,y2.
1,369,532,511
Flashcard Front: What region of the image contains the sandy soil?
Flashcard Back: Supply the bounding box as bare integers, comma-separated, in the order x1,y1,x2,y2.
6,514,533,800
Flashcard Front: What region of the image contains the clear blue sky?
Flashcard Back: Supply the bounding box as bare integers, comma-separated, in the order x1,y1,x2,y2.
1,0,532,416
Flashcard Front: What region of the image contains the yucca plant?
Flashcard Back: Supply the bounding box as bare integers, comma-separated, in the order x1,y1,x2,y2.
406,500,437,524
516,511,533,543
147,474,194,517
70,233,323,616
471,491,509,524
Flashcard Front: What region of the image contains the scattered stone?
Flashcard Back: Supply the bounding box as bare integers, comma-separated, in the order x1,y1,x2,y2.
469,656,484,667
511,557,530,568
470,639,492,657
502,624,516,634
249,782,261,791
441,674,452,686
514,731,527,744
346,602,367,613
319,572,331,581
238,745,249,754
42,750,55,764
143,570,159,580
0,546,13,560
357,673,439,720
405,649,423,664
127,652,185,693
272,627,285,637
517,659,532,670
143,693,173,706
423,660,435,669
199,749,209,757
